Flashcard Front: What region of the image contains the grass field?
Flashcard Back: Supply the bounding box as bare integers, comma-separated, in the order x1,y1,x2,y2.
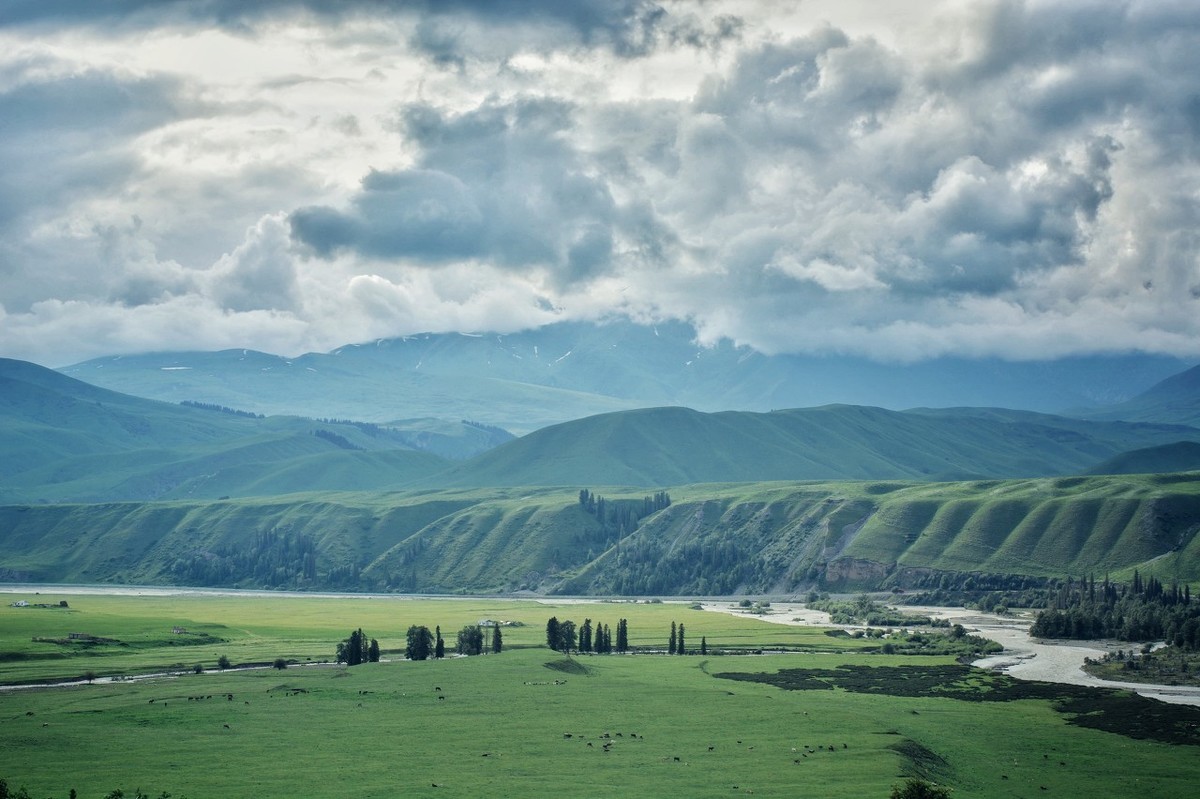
2,593,1199,798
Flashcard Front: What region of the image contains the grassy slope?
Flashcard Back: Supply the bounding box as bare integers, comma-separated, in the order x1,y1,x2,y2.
4,475,1200,594
432,405,1200,488
1086,441,1200,475
1079,363,1200,426
0,358,454,503
1,595,1198,799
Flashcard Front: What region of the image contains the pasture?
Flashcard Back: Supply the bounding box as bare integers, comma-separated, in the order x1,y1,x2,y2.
2,592,1199,798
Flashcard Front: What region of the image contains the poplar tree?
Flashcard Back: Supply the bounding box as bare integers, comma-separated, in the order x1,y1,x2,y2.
492,624,503,654
669,621,677,655
580,618,593,653
547,616,561,651
435,625,445,659
678,623,685,654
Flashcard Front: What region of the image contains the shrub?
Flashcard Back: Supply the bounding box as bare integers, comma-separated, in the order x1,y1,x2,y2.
890,777,951,798
272,658,287,670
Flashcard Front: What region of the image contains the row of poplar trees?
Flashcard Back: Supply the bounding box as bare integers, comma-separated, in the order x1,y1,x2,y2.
337,624,502,664
546,617,629,654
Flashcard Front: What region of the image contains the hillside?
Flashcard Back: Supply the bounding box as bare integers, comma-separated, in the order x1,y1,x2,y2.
1085,441,1200,476
9,355,1200,502
3,475,1199,593
59,321,1191,433
1078,364,1200,427
432,405,1200,487
0,358,452,503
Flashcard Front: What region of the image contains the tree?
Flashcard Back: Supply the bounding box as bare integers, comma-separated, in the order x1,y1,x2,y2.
558,620,577,654
492,624,503,654
273,658,287,670
700,636,707,655
406,625,434,661
457,625,484,656
669,621,677,654
336,628,370,665
890,777,951,799
580,618,593,653
217,654,231,670
616,618,629,653
678,623,685,654
435,625,445,659
546,616,561,651
368,638,381,663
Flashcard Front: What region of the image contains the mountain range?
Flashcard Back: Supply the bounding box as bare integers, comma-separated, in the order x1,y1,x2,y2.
59,320,1195,434
3,320,1200,595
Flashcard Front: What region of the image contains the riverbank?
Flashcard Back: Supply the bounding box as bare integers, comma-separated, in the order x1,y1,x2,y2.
700,600,1200,707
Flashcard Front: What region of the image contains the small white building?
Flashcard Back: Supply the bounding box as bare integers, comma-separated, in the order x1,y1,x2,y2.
10,600,28,607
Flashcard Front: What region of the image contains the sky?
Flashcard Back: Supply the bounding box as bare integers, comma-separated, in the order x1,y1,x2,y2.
1,0,1199,368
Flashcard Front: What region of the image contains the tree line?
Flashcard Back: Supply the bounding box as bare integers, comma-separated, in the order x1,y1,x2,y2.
1030,572,1200,649
545,617,628,654
335,623,503,664
578,489,671,538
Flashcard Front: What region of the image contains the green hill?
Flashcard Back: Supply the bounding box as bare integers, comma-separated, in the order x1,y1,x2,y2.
1077,364,1200,426
1086,442,1200,476
433,405,1200,487
0,357,452,502
3,475,1199,594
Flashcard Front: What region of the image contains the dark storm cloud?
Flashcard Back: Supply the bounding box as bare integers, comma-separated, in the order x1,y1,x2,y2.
291,97,621,284
0,0,707,59
0,65,190,236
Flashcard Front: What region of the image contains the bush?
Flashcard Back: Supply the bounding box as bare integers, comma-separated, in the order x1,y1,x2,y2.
217,654,231,670
272,658,287,670
890,777,951,798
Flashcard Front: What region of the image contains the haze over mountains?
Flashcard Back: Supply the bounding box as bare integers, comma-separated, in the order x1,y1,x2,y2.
60,321,1193,434
4,320,1200,594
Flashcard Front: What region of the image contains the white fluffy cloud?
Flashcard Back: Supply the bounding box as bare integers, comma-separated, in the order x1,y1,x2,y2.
2,0,1200,366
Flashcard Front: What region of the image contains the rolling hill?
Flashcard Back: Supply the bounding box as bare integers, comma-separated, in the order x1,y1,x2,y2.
1086,441,1200,476
2,476,1198,594
0,357,453,503
1078,364,1200,427
7,356,1200,502
431,405,1200,487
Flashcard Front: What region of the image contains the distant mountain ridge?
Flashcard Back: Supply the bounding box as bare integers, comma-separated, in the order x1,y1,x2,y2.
1079,364,1200,427
59,320,1193,434
9,356,1200,505
0,357,462,503
425,404,1200,488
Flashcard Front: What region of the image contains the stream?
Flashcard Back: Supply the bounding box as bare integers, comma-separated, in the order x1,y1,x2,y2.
4,585,1200,705
700,601,1200,707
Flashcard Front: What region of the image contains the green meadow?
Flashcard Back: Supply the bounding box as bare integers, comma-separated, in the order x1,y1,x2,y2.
2,594,1199,798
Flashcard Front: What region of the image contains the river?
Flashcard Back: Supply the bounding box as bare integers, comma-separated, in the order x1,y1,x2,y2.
4,585,1200,705
699,601,1200,707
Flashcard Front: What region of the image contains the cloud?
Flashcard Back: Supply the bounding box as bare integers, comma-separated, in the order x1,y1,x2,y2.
4,1,1200,368
291,97,623,287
